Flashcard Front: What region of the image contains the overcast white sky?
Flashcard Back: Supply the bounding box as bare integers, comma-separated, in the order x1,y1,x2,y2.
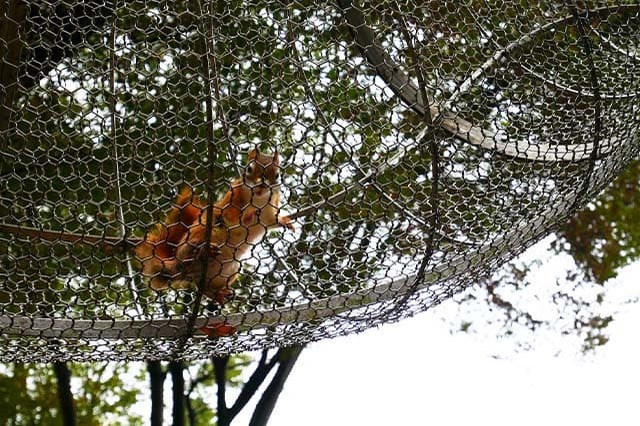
234,239,640,426
126,237,640,425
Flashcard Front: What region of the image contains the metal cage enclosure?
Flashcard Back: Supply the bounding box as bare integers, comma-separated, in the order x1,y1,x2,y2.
1,0,640,361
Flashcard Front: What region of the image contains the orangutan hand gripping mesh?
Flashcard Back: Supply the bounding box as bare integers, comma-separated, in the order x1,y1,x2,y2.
135,149,295,308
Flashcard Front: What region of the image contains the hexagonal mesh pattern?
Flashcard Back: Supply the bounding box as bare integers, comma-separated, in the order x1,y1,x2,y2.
1,0,639,361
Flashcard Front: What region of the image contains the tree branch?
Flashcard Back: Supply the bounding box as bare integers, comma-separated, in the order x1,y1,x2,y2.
53,362,76,426
249,345,305,426
147,361,167,426
227,349,279,419
186,397,196,426
188,371,214,394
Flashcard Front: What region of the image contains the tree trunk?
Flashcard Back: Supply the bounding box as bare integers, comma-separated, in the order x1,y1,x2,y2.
148,361,166,426
169,361,186,426
212,356,230,426
53,362,76,426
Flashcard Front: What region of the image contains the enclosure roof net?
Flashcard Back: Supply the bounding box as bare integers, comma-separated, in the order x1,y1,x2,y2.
1,0,639,361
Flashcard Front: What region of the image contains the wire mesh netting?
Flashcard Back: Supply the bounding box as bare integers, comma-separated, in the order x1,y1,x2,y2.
1,0,639,361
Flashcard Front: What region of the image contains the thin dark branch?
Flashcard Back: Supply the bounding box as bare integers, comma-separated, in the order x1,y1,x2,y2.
212,356,230,426
249,345,305,426
147,361,167,426
188,372,214,395
257,349,268,367
186,396,196,426
185,368,209,426
227,350,279,419
170,361,186,426
53,362,76,426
